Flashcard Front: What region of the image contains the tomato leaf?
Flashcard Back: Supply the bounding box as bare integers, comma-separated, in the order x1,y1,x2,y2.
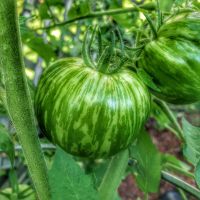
49,147,99,200
182,118,200,166
22,32,56,63
68,0,91,19
91,161,109,188
130,131,161,193
0,125,14,167
0,185,35,200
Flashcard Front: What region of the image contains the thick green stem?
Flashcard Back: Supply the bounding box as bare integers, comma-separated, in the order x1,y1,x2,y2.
0,1,50,199
98,149,129,200
162,171,200,199
35,3,156,30
154,98,184,141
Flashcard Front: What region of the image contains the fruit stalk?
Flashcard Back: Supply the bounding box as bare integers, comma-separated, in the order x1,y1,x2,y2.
0,1,50,199
36,2,156,30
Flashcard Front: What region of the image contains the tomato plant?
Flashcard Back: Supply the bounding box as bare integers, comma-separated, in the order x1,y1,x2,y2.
1,0,200,200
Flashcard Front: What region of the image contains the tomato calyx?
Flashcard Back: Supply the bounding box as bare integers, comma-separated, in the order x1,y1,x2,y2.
82,26,126,74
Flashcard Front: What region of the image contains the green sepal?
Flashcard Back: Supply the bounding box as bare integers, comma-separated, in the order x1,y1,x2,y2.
97,46,112,73
82,26,96,69
97,27,103,57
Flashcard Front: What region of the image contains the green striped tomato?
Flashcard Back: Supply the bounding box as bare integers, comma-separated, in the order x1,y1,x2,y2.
35,58,151,158
139,11,200,104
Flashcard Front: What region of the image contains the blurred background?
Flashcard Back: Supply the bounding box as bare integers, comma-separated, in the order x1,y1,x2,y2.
0,0,200,199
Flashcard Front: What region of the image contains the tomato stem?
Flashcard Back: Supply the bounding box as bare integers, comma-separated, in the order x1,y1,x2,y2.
162,171,200,199
0,1,50,199
34,2,156,30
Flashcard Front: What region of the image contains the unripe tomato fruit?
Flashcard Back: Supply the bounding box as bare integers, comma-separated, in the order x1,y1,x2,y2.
35,58,151,158
140,11,200,104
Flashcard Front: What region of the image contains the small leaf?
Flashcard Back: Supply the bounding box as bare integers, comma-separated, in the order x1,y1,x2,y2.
0,185,35,200
0,125,14,166
137,68,161,92
130,131,161,193
49,147,99,200
182,118,200,166
22,32,56,63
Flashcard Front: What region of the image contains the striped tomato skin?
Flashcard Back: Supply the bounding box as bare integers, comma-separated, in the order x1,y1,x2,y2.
140,12,200,104
35,58,151,158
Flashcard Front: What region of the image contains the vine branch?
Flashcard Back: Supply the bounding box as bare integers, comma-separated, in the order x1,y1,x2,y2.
162,171,200,199
35,2,156,30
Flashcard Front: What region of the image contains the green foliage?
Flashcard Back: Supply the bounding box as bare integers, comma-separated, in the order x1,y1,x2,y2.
97,150,129,200
0,86,7,115
68,0,91,19
151,102,171,130
0,185,35,200
2,0,200,199
46,0,64,6
130,131,162,193
49,147,99,200
195,161,200,188
22,32,56,64
91,161,109,188
182,118,200,188
38,4,51,20
109,0,139,28
182,118,200,166
162,154,191,172
0,125,14,166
